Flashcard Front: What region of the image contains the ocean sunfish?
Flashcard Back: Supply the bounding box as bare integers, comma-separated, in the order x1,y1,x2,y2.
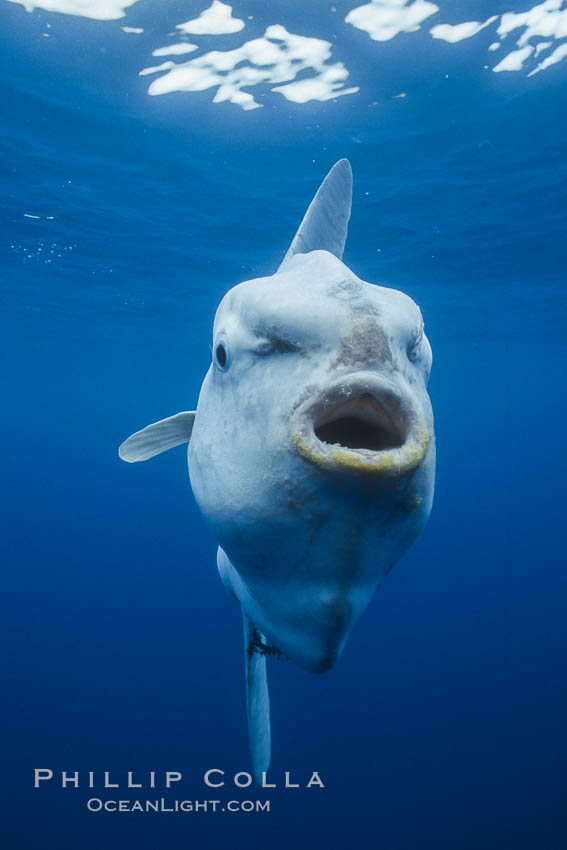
119,160,435,780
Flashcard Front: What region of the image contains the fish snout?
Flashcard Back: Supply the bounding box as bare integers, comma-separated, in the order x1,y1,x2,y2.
292,372,429,476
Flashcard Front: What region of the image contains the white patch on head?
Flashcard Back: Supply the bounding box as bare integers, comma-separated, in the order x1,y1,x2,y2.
176,1,245,36
211,251,430,391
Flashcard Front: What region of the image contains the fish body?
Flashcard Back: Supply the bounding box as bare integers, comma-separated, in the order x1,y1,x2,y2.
119,160,435,778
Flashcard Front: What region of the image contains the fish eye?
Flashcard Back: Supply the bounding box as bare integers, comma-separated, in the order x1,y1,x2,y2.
213,337,230,371
407,324,424,363
216,344,227,367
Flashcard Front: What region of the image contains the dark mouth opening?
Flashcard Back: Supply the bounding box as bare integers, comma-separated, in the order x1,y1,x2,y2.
313,392,405,452
315,417,402,451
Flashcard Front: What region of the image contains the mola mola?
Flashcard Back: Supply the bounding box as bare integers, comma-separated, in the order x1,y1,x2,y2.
119,160,435,780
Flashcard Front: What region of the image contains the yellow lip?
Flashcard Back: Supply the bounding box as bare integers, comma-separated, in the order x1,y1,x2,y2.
291,373,430,476
293,425,429,475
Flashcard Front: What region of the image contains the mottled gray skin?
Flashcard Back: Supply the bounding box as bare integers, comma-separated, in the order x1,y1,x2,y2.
189,249,435,673
119,161,436,777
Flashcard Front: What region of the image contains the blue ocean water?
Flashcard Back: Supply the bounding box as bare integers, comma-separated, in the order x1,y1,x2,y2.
2,1,567,848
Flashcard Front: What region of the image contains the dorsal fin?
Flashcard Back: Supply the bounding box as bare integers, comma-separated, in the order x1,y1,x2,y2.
279,158,352,270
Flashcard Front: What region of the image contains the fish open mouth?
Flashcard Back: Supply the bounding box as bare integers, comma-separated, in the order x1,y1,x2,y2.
292,373,429,475
314,393,404,452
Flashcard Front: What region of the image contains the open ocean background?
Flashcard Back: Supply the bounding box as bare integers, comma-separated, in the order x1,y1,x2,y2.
2,1,566,847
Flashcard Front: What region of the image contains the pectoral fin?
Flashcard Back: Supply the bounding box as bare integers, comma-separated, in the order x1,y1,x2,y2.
118,411,195,463
243,610,271,783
